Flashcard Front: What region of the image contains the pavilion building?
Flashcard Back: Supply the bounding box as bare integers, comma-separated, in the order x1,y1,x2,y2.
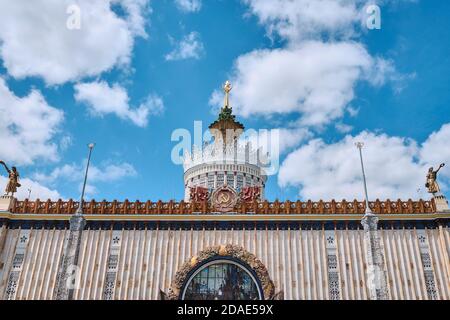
0,83,449,300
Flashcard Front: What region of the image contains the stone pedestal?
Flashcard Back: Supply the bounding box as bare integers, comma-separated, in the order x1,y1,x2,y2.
0,196,14,211
54,214,86,300
433,193,449,212
361,212,389,300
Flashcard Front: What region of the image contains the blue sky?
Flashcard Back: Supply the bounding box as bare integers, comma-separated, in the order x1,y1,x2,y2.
0,0,449,202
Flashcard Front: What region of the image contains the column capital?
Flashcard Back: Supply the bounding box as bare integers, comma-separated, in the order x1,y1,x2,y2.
0,195,15,212
361,212,379,231
433,192,449,212
69,214,86,231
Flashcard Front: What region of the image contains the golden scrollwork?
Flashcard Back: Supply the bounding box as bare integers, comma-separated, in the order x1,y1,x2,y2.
218,245,227,256
167,244,275,300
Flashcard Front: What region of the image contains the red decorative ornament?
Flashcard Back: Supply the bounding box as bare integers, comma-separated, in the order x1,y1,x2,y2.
189,186,209,202
240,186,261,203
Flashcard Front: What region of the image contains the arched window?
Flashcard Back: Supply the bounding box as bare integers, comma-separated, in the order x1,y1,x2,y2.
181,260,262,300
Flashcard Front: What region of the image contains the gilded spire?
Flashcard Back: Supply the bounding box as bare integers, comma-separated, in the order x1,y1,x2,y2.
209,80,243,132
223,80,232,108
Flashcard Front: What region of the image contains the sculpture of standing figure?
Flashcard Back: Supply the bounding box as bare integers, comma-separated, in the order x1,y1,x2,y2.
0,160,21,196
425,163,445,194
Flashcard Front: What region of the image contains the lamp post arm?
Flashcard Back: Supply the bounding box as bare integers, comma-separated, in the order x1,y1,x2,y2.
356,143,372,214
76,144,95,215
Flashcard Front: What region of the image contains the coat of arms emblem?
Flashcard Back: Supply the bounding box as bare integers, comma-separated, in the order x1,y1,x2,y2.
211,186,238,213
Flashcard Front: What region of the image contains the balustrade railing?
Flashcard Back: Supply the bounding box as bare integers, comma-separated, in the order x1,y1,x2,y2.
10,198,436,215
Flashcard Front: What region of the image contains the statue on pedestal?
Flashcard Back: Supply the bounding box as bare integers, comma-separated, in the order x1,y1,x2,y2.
0,160,21,196
425,163,445,194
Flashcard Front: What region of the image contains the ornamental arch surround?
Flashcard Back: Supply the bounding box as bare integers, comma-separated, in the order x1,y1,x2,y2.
167,244,275,300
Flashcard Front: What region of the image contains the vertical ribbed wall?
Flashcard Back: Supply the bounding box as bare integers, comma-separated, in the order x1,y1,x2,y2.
0,225,448,300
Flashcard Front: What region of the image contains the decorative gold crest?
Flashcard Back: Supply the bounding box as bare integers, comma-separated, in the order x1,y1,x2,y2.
211,185,238,213
218,245,227,256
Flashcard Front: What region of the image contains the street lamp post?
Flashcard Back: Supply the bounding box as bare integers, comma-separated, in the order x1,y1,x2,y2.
356,141,389,299
355,142,373,215
54,142,95,300
76,143,95,216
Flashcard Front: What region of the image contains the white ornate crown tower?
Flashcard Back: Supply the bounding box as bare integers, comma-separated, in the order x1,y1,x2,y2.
183,81,267,201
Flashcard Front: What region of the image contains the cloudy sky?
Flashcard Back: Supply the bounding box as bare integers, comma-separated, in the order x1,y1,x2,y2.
0,0,449,202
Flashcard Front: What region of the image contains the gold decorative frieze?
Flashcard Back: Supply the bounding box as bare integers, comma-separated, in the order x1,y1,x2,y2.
9,198,436,215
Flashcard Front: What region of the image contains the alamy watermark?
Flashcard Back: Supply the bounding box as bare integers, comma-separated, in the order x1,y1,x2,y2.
66,4,81,30
171,121,280,176
366,4,381,30
66,265,82,290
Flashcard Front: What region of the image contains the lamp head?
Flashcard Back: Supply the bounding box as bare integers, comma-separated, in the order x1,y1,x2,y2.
88,143,95,149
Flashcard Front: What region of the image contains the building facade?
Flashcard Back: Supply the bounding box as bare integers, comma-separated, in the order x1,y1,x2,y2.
0,84,449,300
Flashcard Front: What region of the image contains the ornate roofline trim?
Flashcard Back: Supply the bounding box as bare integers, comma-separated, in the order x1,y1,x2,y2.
9,199,437,215
1,212,449,223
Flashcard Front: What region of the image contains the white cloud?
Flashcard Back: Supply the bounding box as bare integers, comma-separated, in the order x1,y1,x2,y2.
211,41,391,127
90,162,138,182
243,0,361,42
0,0,150,85
335,122,353,133
217,0,431,201
165,32,205,61
33,161,137,198
119,0,151,37
278,125,450,200
175,0,202,12
276,128,313,154
0,77,64,165
244,127,312,155
0,176,61,200
74,81,164,127
420,123,450,172
59,135,73,151
33,162,137,185
210,1,405,129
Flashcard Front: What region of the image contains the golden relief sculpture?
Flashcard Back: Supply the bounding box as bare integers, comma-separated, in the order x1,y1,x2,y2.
0,160,21,196
167,244,276,300
425,163,445,194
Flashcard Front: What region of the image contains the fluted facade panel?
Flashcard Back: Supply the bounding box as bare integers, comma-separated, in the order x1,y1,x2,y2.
0,225,448,300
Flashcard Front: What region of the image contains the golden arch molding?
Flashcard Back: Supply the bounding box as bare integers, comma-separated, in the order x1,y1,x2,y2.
167,244,276,300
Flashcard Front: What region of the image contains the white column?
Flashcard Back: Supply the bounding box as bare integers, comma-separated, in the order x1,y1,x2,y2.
103,230,122,300
54,215,86,300
361,214,389,300
325,230,341,300
4,229,30,300
416,230,438,299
